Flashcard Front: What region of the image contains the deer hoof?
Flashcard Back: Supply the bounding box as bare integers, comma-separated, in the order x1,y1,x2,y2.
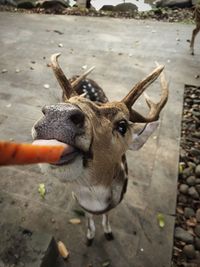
104,232,114,241
86,238,94,246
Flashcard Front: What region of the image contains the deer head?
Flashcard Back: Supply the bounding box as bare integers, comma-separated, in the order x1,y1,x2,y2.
32,53,168,188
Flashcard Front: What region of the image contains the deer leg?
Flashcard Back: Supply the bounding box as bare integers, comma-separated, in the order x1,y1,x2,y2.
86,213,95,246
190,26,200,55
102,213,114,241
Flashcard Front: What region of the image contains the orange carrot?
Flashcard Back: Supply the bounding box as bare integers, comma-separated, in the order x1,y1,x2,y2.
0,141,65,166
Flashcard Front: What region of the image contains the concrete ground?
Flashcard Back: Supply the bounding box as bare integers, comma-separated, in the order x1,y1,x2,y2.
0,12,200,267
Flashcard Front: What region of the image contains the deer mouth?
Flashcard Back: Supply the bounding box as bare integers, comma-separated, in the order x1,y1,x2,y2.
32,139,81,166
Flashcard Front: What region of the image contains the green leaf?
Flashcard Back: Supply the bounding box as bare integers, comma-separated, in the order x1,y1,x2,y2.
38,183,46,199
157,213,165,228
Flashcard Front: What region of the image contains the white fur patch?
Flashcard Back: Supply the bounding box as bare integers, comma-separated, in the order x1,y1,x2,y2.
74,185,111,213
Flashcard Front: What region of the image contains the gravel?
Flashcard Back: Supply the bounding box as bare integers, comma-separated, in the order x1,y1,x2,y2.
173,85,200,267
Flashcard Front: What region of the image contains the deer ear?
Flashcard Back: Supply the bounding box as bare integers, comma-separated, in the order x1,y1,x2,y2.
129,121,159,151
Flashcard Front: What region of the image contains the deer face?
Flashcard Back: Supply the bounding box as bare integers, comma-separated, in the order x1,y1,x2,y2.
32,54,168,186
32,98,135,183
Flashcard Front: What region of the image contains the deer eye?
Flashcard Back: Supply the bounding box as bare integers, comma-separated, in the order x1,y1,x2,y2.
116,120,128,136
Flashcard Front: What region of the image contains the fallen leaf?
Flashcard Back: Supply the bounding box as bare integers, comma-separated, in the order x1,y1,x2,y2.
186,218,197,227
176,207,184,214
69,218,81,224
157,213,165,228
179,163,184,174
38,183,46,198
54,30,64,35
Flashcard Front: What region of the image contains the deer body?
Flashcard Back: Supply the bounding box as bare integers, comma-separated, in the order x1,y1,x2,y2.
32,54,168,245
190,4,200,55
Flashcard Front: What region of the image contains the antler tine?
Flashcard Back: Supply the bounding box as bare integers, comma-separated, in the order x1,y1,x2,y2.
71,66,95,88
51,53,76,99
129,68,169,123
122,65,164,109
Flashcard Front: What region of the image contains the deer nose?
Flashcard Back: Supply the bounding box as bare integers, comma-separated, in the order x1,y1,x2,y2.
42,103,85,128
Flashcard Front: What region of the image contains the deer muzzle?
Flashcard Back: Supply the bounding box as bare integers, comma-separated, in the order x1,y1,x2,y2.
32,103,86,165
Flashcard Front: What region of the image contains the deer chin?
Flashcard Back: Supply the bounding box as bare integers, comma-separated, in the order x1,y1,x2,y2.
32,139,82,166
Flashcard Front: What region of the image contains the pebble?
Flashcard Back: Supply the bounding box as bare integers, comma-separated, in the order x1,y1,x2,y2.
182,167,193,179
195,165,200,177
1,69,8,73
184,207,195,219
195,185,200,195
43,84,50,89
195,225,200,238
178,194,187,204
183,244,196,259
188,162,196,170
194,237,200,250
195,178,200,185
186,176,196,186
174,227,194,244
190,148,200,157
179,184,189,194
196,209,200,223
188,187,199,199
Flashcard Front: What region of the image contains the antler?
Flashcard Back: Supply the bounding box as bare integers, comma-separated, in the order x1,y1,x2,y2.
71,66,95,88
51,53,95,100
122,65,168,123
51,53,76,99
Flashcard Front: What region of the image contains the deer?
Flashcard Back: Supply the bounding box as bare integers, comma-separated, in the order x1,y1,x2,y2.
190,3,200,55
32,53,168,246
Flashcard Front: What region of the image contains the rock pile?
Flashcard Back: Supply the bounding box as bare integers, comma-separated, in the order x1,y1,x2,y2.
173,85,200,266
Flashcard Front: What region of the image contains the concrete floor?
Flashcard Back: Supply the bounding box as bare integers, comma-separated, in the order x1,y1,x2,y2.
0,12,200,267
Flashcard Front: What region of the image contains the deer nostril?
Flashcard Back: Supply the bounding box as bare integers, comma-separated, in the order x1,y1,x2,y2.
70,111,85,128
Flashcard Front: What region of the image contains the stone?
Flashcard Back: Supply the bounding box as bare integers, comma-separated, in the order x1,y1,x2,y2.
184,207,195,218
196,209,200,223
195,165,200,177
188,162,196,170
182,167,193,179
155,0,192,8
190,148,200,157
183,244,196,259
195,184,200,195
194,237,200,250
188,187,199,199
178,194,188,204
179,184,189,194
196,178,200,185
174,227,194,244
195,225,200,238
186,176,196,186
